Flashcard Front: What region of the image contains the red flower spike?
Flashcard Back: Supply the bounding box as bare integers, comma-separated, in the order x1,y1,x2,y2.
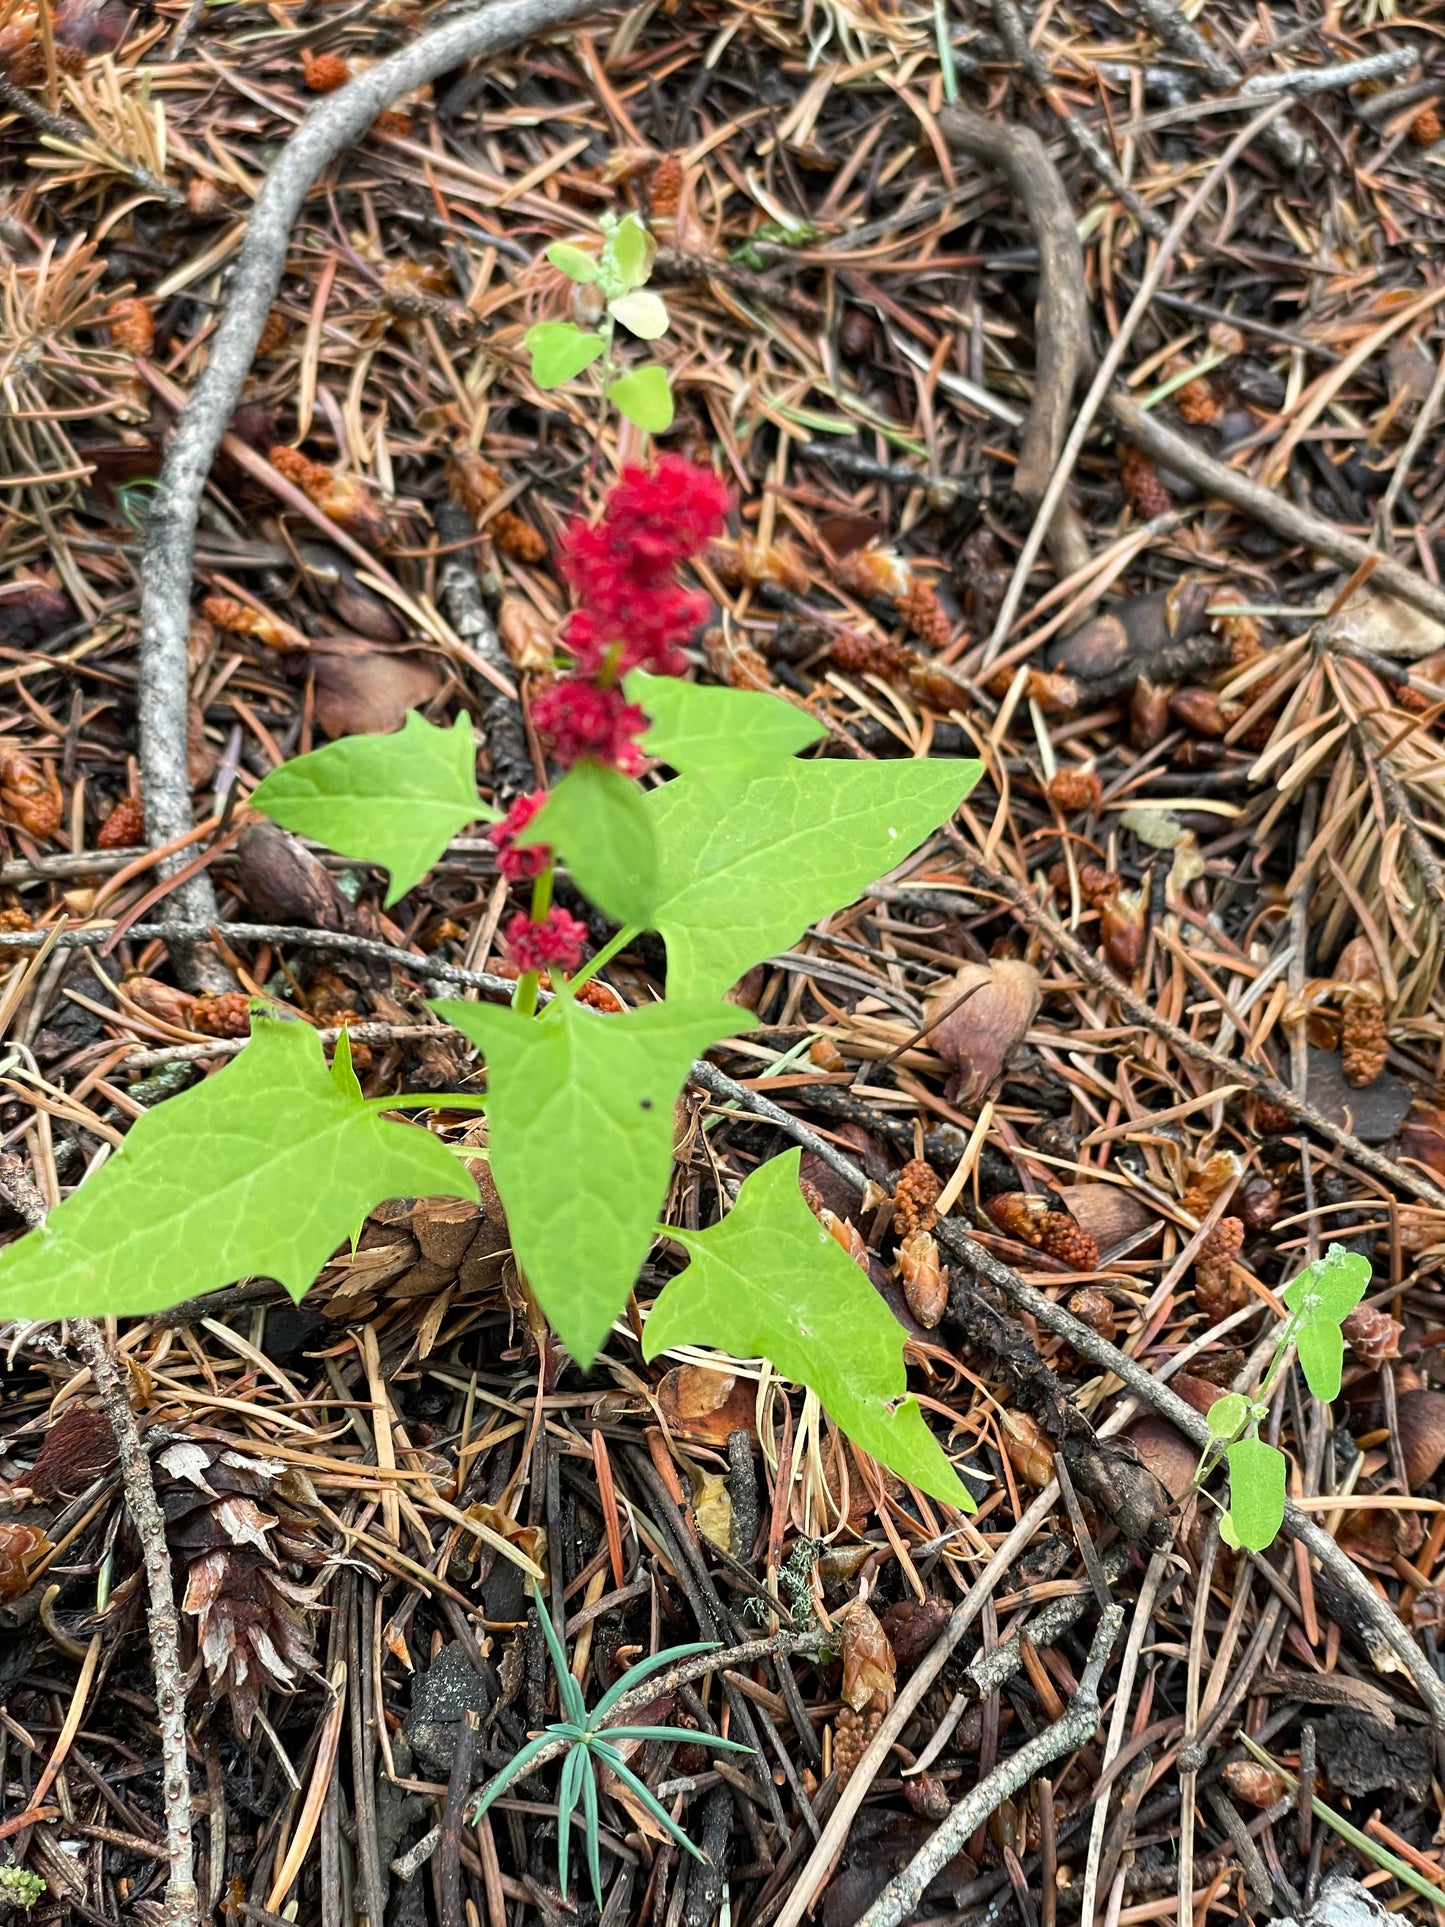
533,678,647,774
487,790,551,880
506,906,589,975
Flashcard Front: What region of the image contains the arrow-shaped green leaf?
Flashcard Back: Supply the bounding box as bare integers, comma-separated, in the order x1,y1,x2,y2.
644,1150,973,1509
436,992,737,1365
0,1011,476,1320
252,711,486,906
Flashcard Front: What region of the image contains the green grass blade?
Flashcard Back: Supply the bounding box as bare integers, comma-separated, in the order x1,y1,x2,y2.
591,1642,719,1719
472,1733,556,1822
600,1724,753,1753
531,1584,586,1726
580,1751,604,1908
556,1744,585,1897
591,1742,705,1860
1239,1736,1445,1908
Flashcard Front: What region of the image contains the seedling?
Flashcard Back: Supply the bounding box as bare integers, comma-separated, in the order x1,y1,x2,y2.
472,1583,753,1903
527,213,676,432
1195,1243,1371,1551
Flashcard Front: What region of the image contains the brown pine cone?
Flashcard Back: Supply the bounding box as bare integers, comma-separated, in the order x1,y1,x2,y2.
985,1192,1048,1247
107,297,155,357
1047,767,1102,815
489,509,547,564
1175,376,1221,425
255,309,289,357
1119,444,1171,519
1341,990,1387,1087
191,991,252,1039
893,1158,942,1240
1342,1305,1402,1366
1078,863,1121,908
897,577,952,651
0,751,62,839
1411,108,1442,145
300,46,351,90
829,630,916,681
97,794,144,848
833,1704,883,1785
1196,1216,1246,1320
1039,1212,1098,1271
0,905,33,962
1067,1287,1116,1342
799,1175,827,1220
1256,1098,1293,1136
650,153,683,218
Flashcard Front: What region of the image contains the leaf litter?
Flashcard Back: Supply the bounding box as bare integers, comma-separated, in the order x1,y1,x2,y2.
5,0,1445,1923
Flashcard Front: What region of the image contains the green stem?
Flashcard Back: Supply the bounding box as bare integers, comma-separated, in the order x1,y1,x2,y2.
568,923,641,994
362,1093,489,1113
514,867,556,1018
934,0,959,102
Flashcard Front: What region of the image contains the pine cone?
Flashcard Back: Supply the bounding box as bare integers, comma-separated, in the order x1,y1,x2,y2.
650,153,683,218
1047,767,1102,815
1119,444,1171,519
162,1438,322,1736
1341,990,1387,1087
1039,1212,1098,1271
191,991,252,1039
1067,1287,1116,1343
0,750,61,839
832,1703,883,1785
490,509,547,564
255,310,289,357
897,577,951,651
830,630,916,681
1078,863,1121,908
107,297,154,357
898,1231,946,1327
893,1159,942,1240
1257,1099,1293,1136
300,47,351,90
878,1596,950,1669
1342,1305,1402,1367
1174,376,1221,425
97,794,144,848
1001,1409,1055,1486
1411,108,1442,146
985,1192,1048,1247
0,905,33,962
1196,1216,1246,1320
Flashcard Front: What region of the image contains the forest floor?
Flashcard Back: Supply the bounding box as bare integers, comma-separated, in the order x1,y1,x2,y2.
4,0,1445,1924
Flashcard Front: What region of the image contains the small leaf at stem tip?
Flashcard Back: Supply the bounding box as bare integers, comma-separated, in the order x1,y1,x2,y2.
607,365,673,432
0,1009,477,1321
251,710,485,906
644,1149,974,1510
546,241,599,283
608,291,670,339
609,212,655,291
1281,1242,1371,1328
527,761,658,927
1206,1392,1252,1441
1224,1435,1286,1552
526,320,606,388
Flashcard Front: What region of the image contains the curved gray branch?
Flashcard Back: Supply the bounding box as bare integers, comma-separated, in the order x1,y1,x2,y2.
137,0,601,942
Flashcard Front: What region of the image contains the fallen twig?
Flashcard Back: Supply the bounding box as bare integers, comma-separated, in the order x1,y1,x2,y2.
1110,393,1445,627
134,0,601,974
856,1603,1124,1927
0,1152,198,1927
0,73,184,207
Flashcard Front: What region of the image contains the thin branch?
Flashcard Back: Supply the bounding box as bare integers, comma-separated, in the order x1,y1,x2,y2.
0,73,184,207
1110,393,1445,628
134,0,603,969
1123,0,1307,168
856,1604,1123,1927
0,1152,197,1927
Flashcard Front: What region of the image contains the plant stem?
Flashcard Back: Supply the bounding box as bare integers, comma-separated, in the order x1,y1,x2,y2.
514,866,556,1017
568,923,641,992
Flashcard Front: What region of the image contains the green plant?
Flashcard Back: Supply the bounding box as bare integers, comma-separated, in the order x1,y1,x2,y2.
472,1583,752,1902
1195,1242,1371,1551
0,266,983,1521
527,213,675,432
0,1864,45,1911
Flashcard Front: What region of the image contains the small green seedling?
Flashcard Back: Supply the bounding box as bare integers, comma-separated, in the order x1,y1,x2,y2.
472,1584,752,1903
527,213,675,431
1196,1243,1371,1551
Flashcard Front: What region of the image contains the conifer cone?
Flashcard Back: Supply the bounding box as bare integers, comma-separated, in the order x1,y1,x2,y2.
1119,444,1171,519
1195,1216,1246,1319
892,1158,942,1240
1039,1212,1098,1271
1341,990,1388,1087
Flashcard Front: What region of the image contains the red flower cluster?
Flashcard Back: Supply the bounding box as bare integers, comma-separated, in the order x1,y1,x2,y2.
505,906,588,975
535,455,730,775
532,681,647,777
487,790,550,881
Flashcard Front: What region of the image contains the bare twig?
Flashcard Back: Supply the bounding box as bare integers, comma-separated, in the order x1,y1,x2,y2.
938,101,1094,583
980,97,1288,661
0,1152,197,1927
1110,393,1445,627
1123,0,1307,168
856,1604,1124,1927
135,0,601,973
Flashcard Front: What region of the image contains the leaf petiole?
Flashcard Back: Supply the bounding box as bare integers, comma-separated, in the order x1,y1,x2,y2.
568,923,641,995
